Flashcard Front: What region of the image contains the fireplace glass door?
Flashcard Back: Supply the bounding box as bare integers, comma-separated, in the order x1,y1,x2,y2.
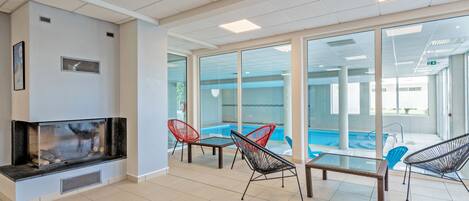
28,119,107,168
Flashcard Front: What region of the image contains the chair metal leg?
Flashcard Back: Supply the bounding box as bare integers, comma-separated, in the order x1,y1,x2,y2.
171,141,179,156
242,171,256,200
403,164,408,184
294,169,304,201
455,172,469,192
200,146,205,155
181,142,184,162
231,148,239,169
406,165,412,201
282,169,284,188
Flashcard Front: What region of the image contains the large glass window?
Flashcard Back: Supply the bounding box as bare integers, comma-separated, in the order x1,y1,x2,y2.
241,44,292,155
199,53,238,137
369,77,429,115
168,53,187,149
370,78,397,114
382,15,469,171
398,77,429,115
308,31,376,158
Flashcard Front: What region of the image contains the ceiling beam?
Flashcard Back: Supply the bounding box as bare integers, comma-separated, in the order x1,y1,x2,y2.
81,0,159,25
159,0,265,29
80,0,217,49
169,32,217,49
168,47,192,56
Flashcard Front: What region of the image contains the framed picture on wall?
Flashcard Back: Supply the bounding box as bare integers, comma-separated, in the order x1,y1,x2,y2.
13,41,25,91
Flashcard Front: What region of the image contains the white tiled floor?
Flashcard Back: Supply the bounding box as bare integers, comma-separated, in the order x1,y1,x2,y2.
55,148,468,201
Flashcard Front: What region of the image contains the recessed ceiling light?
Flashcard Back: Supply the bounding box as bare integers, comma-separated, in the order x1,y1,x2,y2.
426,49,453,54
345,55,367,61
456,25,461,29
365,71,375,75
274,45,291,52
219,19,261,33
378,0,387,2
325,68,341,71
430,39,451,46
318,65,324,68
386,24,422,37
395,61,415,65
245,71,250,75
415,68,432,73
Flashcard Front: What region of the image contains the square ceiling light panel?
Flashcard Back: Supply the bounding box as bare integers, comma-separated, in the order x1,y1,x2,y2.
219,19,261,33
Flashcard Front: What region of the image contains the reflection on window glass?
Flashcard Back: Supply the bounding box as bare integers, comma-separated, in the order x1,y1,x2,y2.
199,53,238,137
398,77,428,115
308,31,375,158
370,78,397,114
381,15,469,170
331,83,360,114
241,44,291,155
370,77,428,115
168,53,187,150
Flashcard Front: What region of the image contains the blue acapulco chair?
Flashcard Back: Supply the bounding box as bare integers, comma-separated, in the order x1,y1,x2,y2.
384,146,408,169
285,136,321,158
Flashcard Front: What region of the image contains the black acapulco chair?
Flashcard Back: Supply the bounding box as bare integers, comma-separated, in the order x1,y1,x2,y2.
230,130,304,201
402,133,469,201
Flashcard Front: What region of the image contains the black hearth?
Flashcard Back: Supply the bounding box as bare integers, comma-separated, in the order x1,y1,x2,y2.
0,118,126,181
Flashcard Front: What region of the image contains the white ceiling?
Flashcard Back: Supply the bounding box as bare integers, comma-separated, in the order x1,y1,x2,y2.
0,0,218,24
193,14,469,85
1,0,464,52
167,0,463,48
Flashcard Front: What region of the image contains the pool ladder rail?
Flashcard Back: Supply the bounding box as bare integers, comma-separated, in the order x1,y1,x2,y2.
367,122,404,143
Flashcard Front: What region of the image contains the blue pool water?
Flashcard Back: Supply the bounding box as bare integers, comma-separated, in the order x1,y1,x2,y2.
201,124,386,150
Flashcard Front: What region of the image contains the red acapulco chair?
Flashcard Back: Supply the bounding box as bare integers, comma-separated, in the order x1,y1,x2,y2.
168,119,205,161
230,123,276,169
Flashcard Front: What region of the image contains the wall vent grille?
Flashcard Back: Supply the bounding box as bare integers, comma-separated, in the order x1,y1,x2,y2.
39,16,51,23
61,171,101,194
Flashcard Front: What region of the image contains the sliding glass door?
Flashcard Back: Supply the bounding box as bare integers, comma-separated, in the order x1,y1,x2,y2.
381,15,469,170
241,44,292,155
199,53,238,137
168,53,187,150
198,45,292,155
307,31,376,158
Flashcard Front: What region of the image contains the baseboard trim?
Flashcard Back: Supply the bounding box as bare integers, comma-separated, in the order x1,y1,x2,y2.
127,167,169,183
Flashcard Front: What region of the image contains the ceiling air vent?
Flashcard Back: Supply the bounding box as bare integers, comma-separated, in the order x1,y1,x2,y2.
39,16,51,23
327,39,356,47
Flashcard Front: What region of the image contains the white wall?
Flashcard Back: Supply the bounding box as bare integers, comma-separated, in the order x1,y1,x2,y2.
0,12,11,166
120,20,168,178
10,4,30,121
12,2,120,122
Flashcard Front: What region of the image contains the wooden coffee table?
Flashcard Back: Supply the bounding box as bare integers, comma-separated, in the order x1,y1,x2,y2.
305,153,388,201
187,136,235,169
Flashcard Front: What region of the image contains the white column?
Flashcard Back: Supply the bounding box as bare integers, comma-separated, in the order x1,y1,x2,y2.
283,73,292,140
339,66,349,150
291,36,307,163
120,20,168,182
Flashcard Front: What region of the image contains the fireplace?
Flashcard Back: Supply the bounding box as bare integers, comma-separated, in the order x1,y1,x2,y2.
11,118,126,170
